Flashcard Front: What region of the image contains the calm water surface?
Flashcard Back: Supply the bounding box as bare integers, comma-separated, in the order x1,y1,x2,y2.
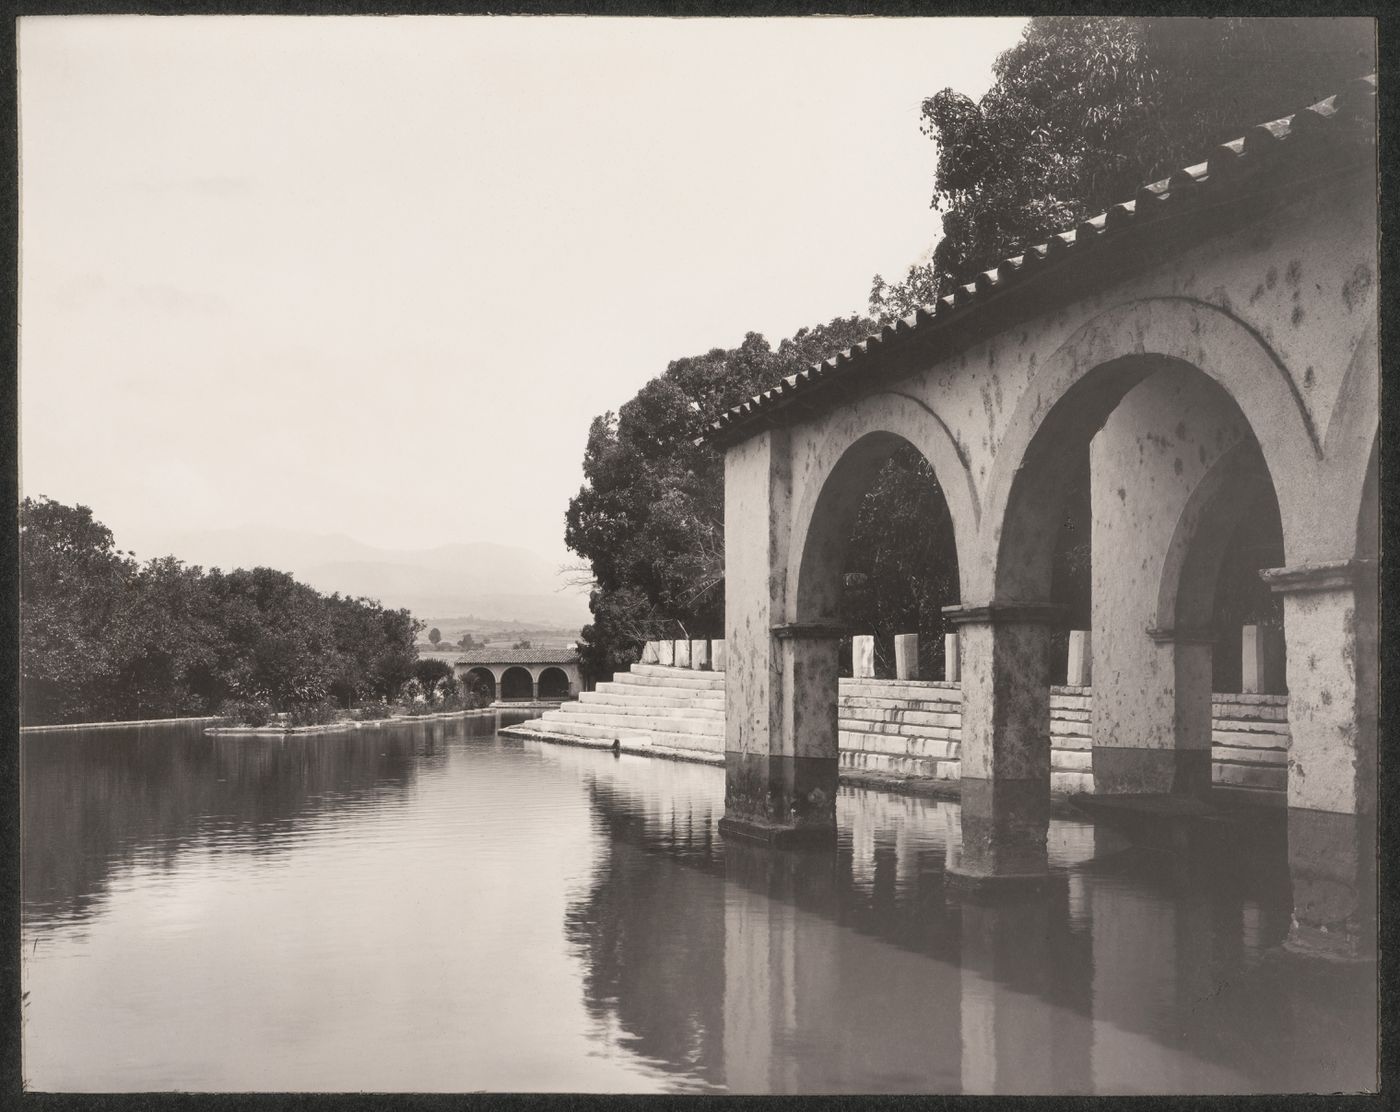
22,715,1374,1093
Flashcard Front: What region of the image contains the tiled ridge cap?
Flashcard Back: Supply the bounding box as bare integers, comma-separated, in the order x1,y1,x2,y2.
703,74,1376,445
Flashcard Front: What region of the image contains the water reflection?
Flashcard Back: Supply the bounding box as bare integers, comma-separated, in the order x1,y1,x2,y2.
22,723,1375,1093
555,748,1374,1094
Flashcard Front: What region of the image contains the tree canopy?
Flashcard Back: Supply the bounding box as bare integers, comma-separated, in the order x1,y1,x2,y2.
20,497,422,725
870,16,1375,319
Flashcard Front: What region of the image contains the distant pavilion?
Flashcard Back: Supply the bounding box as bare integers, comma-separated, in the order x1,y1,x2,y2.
453,648,581,703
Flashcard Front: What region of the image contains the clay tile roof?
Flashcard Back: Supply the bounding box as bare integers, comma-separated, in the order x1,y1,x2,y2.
455,648,578,665
702,74,1376,447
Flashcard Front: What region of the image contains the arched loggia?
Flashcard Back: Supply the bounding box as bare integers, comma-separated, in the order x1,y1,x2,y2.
500,667,534,701
462,667,497,704
537,667,571,700
785,430,961,773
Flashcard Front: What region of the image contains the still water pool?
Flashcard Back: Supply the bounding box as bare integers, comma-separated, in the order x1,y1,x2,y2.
22,714,1374,1094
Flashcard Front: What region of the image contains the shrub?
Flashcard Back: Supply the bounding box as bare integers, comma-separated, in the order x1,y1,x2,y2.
285,698,339,727
354,699,394,722
220,697,273,728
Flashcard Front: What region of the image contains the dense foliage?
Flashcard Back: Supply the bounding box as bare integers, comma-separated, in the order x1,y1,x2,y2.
565,319,881,678
20,497,422,726
869,16,1375,317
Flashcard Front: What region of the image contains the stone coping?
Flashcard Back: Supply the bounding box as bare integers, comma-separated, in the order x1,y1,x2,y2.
22,715,221,733
206,708,498,737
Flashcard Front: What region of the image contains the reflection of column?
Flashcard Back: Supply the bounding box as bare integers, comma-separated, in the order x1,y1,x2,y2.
1261,560,1377,960
943,603,1060,885
957,881,1089,1094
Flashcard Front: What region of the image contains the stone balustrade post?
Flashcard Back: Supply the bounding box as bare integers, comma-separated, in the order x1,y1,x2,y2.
691,640,709,670
852,635,876,679
894,633,919,680
657,640,674,666
674,639,691,668
1066,630,1092,687
710,639,727,673
945,632,961,683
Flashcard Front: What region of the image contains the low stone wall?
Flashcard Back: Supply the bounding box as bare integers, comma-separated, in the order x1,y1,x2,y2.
507,663,1290,803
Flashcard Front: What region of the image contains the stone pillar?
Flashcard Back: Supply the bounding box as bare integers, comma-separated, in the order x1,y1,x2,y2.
719,428,837,847
641,640,660,664
942,602,1062,887
894,633,918,680
852,635,875,679
1261,560,1377,961
674,639,691,668
690,639,709,669
1240,624,1285,694
1065,630,1091,686
1088,369,1250,797
710,639,727,673
944,632,960,683
531,677,540,701
657,639,674,666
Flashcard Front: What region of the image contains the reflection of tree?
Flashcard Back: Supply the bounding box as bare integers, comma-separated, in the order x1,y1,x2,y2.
23,723,420,925
563,778,728,1089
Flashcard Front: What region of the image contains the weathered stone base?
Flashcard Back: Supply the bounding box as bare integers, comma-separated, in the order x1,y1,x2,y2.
720,751,838,844
717,815,837,848
955,777,1051,879
1285,805,1375,961
1092,746,1211,795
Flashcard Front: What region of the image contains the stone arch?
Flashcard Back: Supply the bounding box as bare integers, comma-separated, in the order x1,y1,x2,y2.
500,666,534,701
1156,440,1280,636
787,391,973,622
537,666,570,699
462,666,498,703
981,298,1321,601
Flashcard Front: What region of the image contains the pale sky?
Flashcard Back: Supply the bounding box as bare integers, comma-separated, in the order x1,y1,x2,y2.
19,15,1027,565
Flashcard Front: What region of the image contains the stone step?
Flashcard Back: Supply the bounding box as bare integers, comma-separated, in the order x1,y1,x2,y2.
1052,771,1095,794
622,665,726,689
1053,749,1093,772
594,680,726,702
838,710,961,733
839,750,961,779
1050,707,1091,723
838,679,962,703
1212,762,1286,791
581,690,726,711
1211,717,1290,737
839,730,961,760
1052,733,1092,751
561,699,722,720
539,708,722,737
1212,745,1288,766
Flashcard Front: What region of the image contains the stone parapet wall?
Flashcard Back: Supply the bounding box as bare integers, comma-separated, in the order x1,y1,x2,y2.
506,665,1290,801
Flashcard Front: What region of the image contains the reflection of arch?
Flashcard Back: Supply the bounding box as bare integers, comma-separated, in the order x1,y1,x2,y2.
792,429,962,624
463,667,497,703
787,392,976,616
500,667,534,701
983,299,1320,600
538,666,570,699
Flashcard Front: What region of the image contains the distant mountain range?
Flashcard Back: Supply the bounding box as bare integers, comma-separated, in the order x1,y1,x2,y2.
129,526,591,627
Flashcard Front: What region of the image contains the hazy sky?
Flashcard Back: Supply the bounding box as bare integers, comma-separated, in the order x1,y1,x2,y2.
19,16,1026,564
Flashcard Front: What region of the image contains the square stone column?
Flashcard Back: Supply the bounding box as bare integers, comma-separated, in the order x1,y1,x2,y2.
942,602,1063,887
674,639,691,668
1261,560,1377,961
691,640,709,670
719,428,837,847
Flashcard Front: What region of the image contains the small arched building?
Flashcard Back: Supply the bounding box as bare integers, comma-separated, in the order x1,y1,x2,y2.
454,648,582,703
